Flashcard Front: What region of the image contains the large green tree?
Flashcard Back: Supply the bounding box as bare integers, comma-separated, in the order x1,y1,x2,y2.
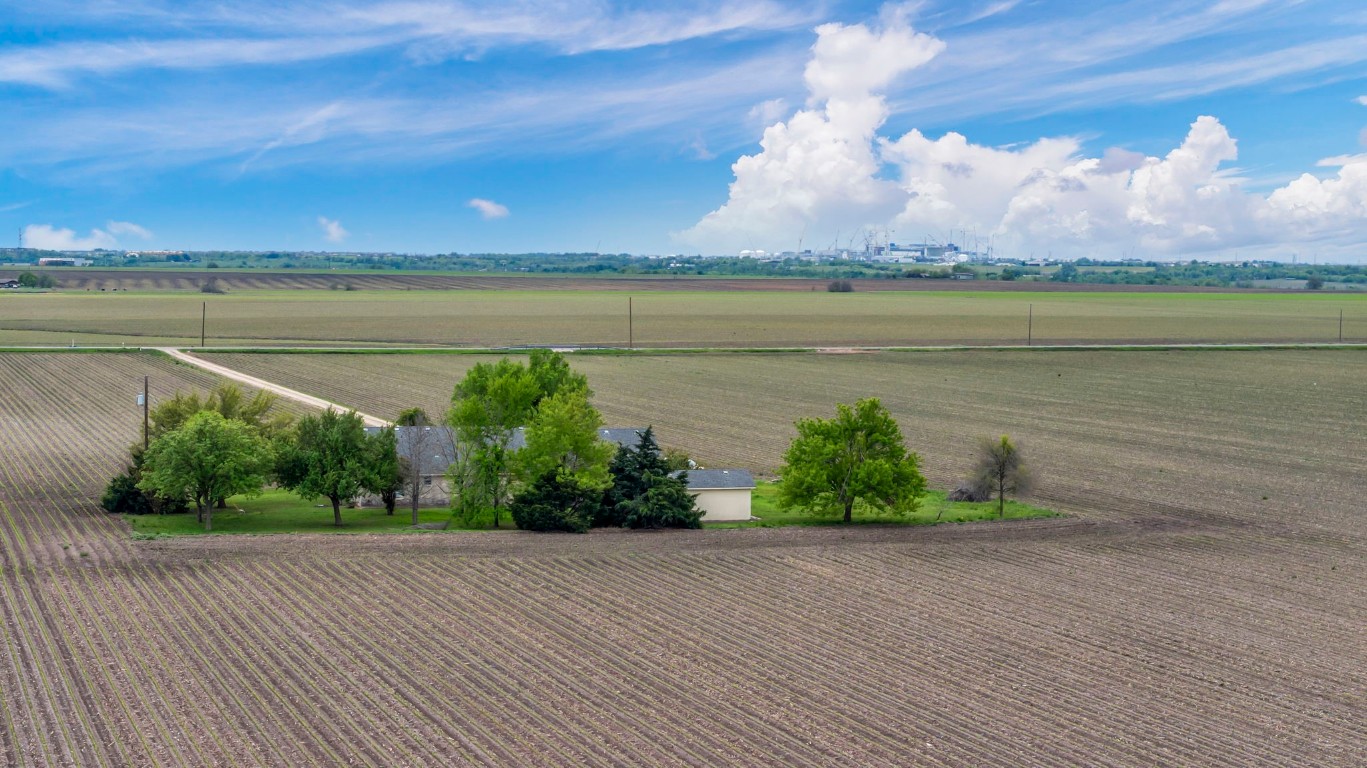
277,408,380,526
367,426,402,516
137,411,271,531
516,389,613,491
778,398,926,523
447,351,589,527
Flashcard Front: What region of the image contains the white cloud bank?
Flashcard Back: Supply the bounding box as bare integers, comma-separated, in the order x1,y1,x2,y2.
678,18,1367,259
317,215,349,243
468,198,510,220
23,221,152,250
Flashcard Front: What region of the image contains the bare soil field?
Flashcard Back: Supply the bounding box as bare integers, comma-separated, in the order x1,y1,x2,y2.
3,289,1361,347
0,351,1363,766
2,268,1278,293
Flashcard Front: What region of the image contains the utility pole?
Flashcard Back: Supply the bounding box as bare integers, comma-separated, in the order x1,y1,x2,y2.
201,302,206,348
1028,304,1033,347
628,296,634,349
1340,309,1344,343
142,376,149,450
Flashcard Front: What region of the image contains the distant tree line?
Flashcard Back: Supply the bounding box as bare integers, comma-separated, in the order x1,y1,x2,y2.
8,245,1362,289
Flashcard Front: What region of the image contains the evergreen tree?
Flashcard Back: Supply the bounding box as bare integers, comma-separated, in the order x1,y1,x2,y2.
602,427,700,529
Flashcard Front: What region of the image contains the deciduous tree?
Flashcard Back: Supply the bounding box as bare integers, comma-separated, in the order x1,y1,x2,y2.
778,398,926,523
446,351,590,527
137,411,271,531
276,408,375,526
516,389,613,491
150,383,293,441
396,407,436,525
367,426,402,516
969,435,1033,518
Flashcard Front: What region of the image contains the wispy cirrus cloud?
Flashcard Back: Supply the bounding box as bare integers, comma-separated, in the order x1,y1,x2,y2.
0,1,818,87
886,1,1367,125
106,220,154,239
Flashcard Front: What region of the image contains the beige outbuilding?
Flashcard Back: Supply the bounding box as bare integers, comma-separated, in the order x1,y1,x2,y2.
680,469,756,522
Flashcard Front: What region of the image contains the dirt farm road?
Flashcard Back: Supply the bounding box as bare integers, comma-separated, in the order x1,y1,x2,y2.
157,347,389,426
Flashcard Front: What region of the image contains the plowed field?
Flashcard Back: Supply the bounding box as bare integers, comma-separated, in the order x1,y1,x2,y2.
2,289,1361,347
0,351,1363,766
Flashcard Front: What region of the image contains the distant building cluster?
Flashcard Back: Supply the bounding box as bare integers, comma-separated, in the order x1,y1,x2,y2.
36,257,93,267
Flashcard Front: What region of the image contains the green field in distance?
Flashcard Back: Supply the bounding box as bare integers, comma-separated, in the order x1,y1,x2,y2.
1,289,1362,347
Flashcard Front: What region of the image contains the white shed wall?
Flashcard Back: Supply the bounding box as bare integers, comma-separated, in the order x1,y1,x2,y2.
693,488,752,522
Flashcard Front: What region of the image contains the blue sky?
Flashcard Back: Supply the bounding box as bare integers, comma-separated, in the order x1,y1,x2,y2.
2,1,1365,260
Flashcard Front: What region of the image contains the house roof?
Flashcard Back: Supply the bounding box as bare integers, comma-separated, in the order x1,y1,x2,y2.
366,426,457,475
507,427,647,452
676,469,756,490
369,425,647,474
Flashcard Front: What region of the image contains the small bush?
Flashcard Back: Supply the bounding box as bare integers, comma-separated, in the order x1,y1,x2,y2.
620,474,702,529
509,472,598,533
200,277,225,294
101,472,153,515
827,279,854,292
662,447,693,472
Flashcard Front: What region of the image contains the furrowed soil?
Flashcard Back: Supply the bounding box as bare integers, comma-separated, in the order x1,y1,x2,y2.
2,289,1362,347
1,350,1364,766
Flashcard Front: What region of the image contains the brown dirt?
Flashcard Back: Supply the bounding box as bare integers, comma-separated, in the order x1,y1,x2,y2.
0,351,1362,766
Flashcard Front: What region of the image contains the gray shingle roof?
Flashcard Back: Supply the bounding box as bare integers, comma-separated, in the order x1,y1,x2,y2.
370,425,647,474
367,426,457,475
507,427,646,452
676,469,755,490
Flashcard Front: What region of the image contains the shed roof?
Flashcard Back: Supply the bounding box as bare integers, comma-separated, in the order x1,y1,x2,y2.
676,469,756,490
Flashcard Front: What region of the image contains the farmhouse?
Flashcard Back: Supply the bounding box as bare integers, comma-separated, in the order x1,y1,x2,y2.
365,425,653,507
376,425,459,507
678,469,755,522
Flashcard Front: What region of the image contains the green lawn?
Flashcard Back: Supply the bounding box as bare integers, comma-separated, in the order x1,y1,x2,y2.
126,490,457,537
705,481,1059,528
126,484,1057,537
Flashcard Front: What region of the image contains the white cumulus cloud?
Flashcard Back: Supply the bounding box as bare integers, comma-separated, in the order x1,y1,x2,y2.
679,15,944,251
317,215,349,243
678,17,1367,258
468,198,510,220
22,223,126,250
